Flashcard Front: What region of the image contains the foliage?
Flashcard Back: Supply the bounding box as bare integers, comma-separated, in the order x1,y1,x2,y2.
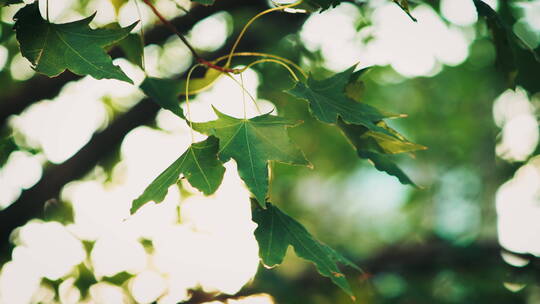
252,201,359,296
1,0,540,302
14,2,136,82
131,136,225,213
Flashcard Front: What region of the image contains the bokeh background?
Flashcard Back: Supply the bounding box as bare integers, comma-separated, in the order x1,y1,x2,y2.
1,0,540,303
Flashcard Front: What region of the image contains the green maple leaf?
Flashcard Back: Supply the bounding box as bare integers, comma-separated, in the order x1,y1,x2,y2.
338,119,425,186
139,77,185,119
139,70,223,119
14,3,135,83
252,202,359,296
299,0,341,12
118,33,144,69
131,136,225,214
473,0,540,94
473,0,518,89
286,65,395,137
192,108,310,206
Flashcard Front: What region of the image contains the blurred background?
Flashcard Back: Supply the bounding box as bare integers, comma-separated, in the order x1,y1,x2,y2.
1,0,540,303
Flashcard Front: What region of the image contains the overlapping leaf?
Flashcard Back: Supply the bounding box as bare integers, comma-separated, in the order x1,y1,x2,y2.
139,77,185,119
192,108,310,206
118,33,143,68
140,70,223,119
297,0,416,18
298,0,341,12
286,65,395,137
252,201,359,296
131,136,225,214
14,3,135,83
473,0,518,89
338,119,425,186
474,0,540,93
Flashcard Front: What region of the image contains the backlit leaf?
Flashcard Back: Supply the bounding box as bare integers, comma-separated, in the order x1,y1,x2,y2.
139,70,223,118
14,2,135,83
252,201,359,296
473,0,517,89
298,0,341,12
131,136,225,214
192,107,310,206
139,77,185,119
286,64,395,137
338,119,424,186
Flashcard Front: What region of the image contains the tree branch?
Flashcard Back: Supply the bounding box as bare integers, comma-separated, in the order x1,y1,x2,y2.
0,0,257,129
0,6,307,257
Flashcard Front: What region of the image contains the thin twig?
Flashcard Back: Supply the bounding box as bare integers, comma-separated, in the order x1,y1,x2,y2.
141,0,201,59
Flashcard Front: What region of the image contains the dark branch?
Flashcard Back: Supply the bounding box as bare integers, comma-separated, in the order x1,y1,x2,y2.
0,0,256,129
0,5,307,257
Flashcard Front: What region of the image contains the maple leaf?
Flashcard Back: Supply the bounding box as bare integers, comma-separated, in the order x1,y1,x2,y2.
286,65,396,137
252,201,359,296
338,119,425,186
299,0,341,12
14,2,136,83
131,136,225,214
192,107,310,206
139,70,223,119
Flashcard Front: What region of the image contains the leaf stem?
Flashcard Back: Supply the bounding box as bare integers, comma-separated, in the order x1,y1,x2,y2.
214,51,307,79
141,0,201,60
185,64,203,142
224,73,262,114
240,73,247,119
45,0,50,21
240,58,300,82
133,0,146,71
224,0,304,68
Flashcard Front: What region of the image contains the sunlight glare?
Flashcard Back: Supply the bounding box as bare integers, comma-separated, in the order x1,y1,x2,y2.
10,52,35,81
299,3,470,76
0,151,43,209
130,270,167,304
189,12,232,52
12,221,85,280
58,277,81,304
496,158,540,255
89,282,129,304
185,68,275,122
151,162,260,295
440,0,477,26
91,234,147,278
0,46,8,71
497,114,539,162
0,261,41,304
